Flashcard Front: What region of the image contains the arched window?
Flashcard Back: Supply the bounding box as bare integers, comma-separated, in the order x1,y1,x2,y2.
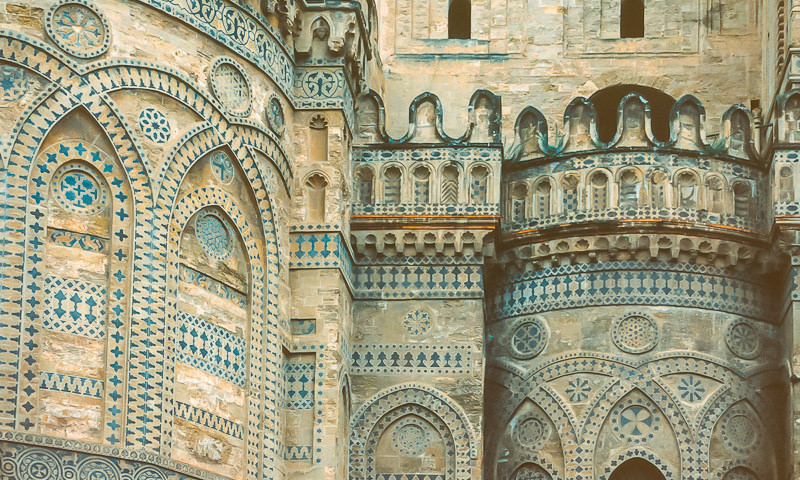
780,166,794,202
534,180,552,218
589,171,609,210
619,169,641,209
413,165,431,203
589,85,675,143
441,165,460,204
470,165,489,204
561,174,579,213
620,0,645,38
733,182,752,217
305,173,328,222
510,183,528,223
608,458,666,480
357,167,374,204
448,0,471,39
384,166,402,205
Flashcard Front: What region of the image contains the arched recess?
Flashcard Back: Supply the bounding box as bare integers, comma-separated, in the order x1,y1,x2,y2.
608,456,667,480
589,85,675,143
348,383,478,480
22,110,135,446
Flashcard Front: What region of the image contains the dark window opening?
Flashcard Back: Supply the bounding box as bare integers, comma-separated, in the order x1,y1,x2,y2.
589,84,676,143
448,0,471,39
609,458,667,480
620,0,645,38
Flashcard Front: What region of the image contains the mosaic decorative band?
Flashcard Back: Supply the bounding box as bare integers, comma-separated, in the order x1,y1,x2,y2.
290,231,354,288
352,203,500,216
354,264,484,299
0,439,220,480
40,372,103,399
175,311,246,387
492,262,770,320
179,264,247,310
350,344,473,374
48,228,107,253
284,360,315,410
354,146,502,163
284,445,312,461
376,475,446,480
174,401,244,439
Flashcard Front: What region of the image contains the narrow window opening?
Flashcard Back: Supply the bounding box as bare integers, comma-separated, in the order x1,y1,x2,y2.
448,0,471,39
620,0,645,38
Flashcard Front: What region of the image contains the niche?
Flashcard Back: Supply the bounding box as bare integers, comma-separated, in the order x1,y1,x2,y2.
305,173,328,222
309,115,329,163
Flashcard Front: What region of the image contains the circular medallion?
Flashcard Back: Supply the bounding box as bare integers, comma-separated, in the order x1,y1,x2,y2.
721,413,760,455
610,397,662,443
16,448,63,480
53,163,109,215
195,211,233,261
46,0,110,59
403,309,431,335
513,416,550,450
514,465,553,480
392,421,431,456
612,313,659,354
723,467,758,480
266,95,286,136
0,65,27,104
510,318,547,359
138,108,171,144
726,320,761,360
209,58,251,117
210,151,235,184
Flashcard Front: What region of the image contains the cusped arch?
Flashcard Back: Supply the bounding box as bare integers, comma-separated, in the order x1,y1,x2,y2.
349,383,478,480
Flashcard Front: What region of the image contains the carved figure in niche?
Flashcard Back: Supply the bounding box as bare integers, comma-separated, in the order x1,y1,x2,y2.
784,95,800,142
511,183,528,223
733,182,752,217
415,101,438,143
619,170,640,209
534,180,551,218
620,99,647,145
519,113,540,155
310,17,330,59
357,167,374,204
413,166,431,203
441,165,459,204
561,174,579,212
567,104,592,150
650,169,668,208
677,172,698,209
706,176,725,214
678,102,701,148
779,166,794,202
472,96,494,143
384,166,402,204
356,97,380,142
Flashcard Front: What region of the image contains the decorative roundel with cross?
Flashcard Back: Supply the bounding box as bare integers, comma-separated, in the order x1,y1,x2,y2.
612,313,659,354
266,95,286,136
510,317,548,359
195,210,234,261
209,151,235,185
513,414,550,451
726,319,761,360
209,57,252,117
53,162,109,215
610,396,662,444
46,0,111,59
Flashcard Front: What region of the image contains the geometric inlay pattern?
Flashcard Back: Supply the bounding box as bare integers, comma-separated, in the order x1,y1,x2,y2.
403,309,432,335
175,311,246,387
40,372,103,398
677,375,706,403
392,418,433,456
284,360,315,410
721,412,760,456
174,401,243,439
350,344,472,374
565,377,592,403
510,318,547,359
53,162,109,215
612,313,659,354
42,276,107,340
266,94,286,136
209,57,251,117
195,210,233,261
137,108,171,144
514,464,553,480
45,0,111,58
513,415,550,451
610,395,662,443
725,320,761,359
0,65,27,104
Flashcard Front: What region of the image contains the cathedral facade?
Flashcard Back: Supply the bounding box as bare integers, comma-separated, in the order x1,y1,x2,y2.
0,0,797,479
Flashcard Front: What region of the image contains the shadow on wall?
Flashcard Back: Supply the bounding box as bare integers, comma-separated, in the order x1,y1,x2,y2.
590,85,676,143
